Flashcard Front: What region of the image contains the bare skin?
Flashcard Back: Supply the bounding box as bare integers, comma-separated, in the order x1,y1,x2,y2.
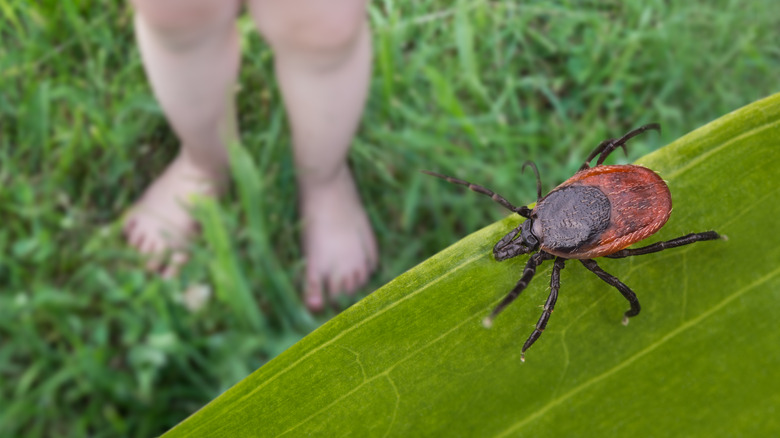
124,151,221,278
126,0,376,310
298,165,378,309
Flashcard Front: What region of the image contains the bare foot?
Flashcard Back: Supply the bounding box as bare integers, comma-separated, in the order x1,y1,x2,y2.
123,152,225,277
299,165,378,311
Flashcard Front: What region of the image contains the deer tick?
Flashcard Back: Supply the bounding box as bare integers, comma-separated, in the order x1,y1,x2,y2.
424,124,722,361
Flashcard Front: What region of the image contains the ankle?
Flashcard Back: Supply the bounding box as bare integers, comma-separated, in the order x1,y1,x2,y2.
296,161,351,193
179,144,229,172
171,150,230,194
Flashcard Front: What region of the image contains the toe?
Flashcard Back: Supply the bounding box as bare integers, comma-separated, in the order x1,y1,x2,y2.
123,219,137,236
132,233,146,252
341,271,358,297
140,237,159,256
161,251,188,279
353,268,367,294
305,275,325,312
327,274,343,302
126,224,142,249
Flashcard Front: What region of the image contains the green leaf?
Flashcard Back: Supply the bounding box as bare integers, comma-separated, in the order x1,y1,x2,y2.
164,93,780,437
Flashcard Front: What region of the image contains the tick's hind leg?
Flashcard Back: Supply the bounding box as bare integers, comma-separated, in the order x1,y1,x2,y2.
483,251,553,328
581,259,640,325
606,231,721,258
580,123,661,170
579,138,618,171
521,257,566,362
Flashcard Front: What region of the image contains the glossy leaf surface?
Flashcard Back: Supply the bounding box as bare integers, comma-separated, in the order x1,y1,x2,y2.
165,93,780,437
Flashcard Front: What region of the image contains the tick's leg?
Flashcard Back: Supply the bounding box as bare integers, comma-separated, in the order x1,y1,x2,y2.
483,251,553,328
421,170,532,218
606,231,721,259
495,224,521,248
580,123,661,170
581,258,640,325
521,161,543,202
521,257,565,362
493,224,526,261
595,123,660,166
579,138,617,171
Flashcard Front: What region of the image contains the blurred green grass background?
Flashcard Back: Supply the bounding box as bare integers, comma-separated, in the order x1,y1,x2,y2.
1,0,778,436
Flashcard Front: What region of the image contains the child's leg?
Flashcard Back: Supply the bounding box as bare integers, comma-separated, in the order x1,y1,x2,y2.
126,0,241,276
248,0,376,311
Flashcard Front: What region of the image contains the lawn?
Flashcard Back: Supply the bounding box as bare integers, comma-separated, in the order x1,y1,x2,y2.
1,0,778,436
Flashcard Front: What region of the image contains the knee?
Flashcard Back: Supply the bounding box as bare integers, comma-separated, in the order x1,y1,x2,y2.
253,2,367,56
131,0,239,48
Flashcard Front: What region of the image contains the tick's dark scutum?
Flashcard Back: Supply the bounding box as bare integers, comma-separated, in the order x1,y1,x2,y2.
533,185,611,253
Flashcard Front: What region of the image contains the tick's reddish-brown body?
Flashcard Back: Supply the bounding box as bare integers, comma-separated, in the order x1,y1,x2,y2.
534,164,672,259
423,123,721,361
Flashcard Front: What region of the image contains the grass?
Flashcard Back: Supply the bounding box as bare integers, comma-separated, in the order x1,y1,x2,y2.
1,0,778,436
